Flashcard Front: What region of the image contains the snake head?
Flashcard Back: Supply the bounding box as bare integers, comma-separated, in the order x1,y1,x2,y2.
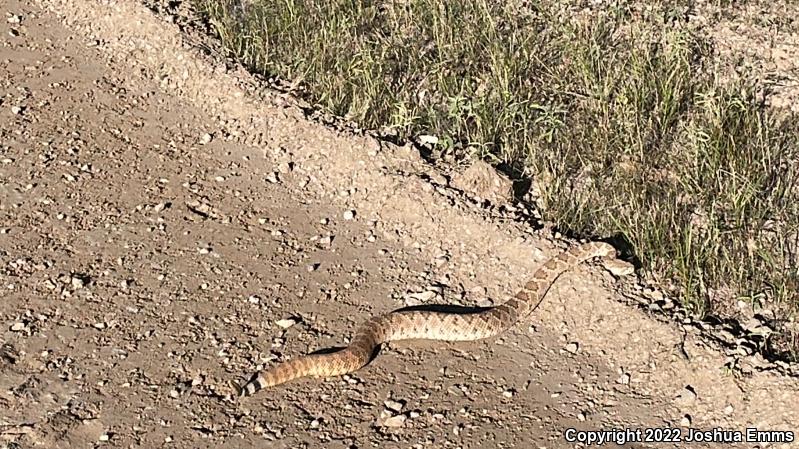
593,242,617,259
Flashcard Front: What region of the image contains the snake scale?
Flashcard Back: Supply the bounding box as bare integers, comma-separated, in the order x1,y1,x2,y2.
231,242,616,397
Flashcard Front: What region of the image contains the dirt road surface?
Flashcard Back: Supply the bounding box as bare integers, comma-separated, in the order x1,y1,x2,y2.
1,1,797,448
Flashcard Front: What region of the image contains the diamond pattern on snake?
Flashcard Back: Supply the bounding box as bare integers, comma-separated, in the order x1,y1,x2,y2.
231,241,617,397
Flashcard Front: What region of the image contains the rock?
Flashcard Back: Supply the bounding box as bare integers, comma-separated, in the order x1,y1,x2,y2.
451,160,514,205
379,411,406,428
275,318,297,329
565,342,579,354
384,399,404,413
265,172,280,183
674,385,697,407
71,276,86,289
643,288,664,302
404,290,439,306
476,298,494,307
417,135,438,145
186,199,221,220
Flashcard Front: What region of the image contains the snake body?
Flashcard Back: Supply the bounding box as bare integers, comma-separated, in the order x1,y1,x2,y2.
232,242,616,397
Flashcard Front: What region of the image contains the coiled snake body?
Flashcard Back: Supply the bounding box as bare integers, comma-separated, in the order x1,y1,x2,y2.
232,242,616,397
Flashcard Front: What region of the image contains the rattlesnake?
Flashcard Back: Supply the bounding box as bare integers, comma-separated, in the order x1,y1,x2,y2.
231,242,617,397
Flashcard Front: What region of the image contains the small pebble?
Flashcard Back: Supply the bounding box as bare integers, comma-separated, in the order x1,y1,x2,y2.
275,318,297,329
71,277,85,289
675,385,697,407
644,288,664,301
405,290,438,305
343,210,356,220
381,414,406,428
565,342,579,354
417,134,438,145
384,399,404,413
265,172,280,183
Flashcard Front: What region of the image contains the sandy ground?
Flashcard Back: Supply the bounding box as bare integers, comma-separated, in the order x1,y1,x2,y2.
0,1,797,448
